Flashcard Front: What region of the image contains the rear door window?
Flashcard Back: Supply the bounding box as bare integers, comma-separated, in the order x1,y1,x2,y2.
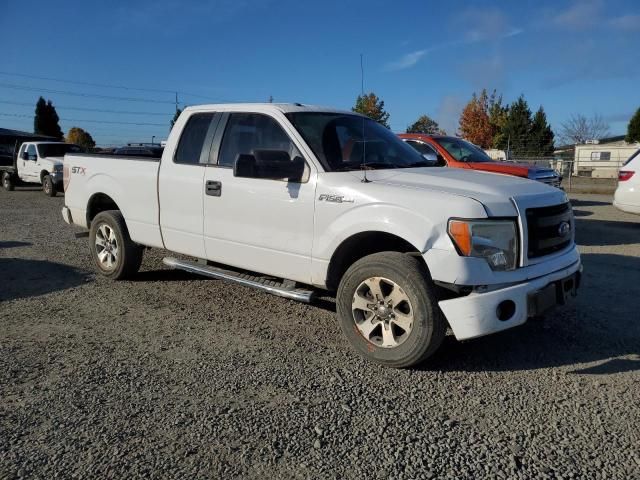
174,113,216,165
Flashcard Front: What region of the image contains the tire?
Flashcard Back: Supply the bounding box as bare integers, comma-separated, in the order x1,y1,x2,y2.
43,175,56,197
89,210,143,280
336,252,447,368
2,172,14,191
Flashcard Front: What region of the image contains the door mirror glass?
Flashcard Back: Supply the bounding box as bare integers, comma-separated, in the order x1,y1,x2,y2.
233,150,306,182
21,152,29,160
422,152,438,163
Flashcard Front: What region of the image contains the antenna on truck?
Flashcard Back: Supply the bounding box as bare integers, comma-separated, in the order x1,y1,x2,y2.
360,53,370,183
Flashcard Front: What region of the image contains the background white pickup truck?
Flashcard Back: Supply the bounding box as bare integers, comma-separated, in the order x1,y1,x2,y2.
1,141,81,196
62,103,581,367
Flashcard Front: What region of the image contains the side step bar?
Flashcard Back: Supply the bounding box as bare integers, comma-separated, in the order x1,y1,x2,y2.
162,257,315,303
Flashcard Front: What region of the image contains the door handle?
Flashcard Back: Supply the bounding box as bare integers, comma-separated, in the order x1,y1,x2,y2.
206,180,222,197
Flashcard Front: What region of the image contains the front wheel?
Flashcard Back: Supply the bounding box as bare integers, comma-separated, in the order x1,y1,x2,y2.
2,172,14,191
43,175,56,197
336,252,447,368
89,210,143,280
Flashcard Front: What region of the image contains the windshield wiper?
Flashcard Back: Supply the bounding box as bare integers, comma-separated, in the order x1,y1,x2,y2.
402,161,434,168
333,162,395,172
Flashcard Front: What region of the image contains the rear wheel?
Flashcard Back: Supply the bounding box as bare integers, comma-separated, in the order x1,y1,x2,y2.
336,252,446,368
89,210,143,280
43,175,56,197
2,172,14,191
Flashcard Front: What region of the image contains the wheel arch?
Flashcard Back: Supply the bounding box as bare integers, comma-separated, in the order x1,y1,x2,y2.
325,231,426,291
39,170,50,182
86,193,122,228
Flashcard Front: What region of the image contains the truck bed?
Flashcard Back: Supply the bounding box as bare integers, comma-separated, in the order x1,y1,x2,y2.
63,153,164,248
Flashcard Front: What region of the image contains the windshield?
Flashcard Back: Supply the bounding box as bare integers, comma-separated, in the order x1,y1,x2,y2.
38,143,82,158
433,137,492,163
285,112,429,171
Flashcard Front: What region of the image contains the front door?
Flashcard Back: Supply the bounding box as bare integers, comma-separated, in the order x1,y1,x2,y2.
19,144,38,182
202,112,316,284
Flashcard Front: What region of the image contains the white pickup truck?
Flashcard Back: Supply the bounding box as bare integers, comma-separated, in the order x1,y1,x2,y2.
61,103,581,367
1,141,82,196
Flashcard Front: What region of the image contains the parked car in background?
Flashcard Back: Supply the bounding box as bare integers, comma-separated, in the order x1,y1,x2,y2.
61,103,580,368
399,134,562,188
1,141,81,196
113,146,164,158
613,149,640,214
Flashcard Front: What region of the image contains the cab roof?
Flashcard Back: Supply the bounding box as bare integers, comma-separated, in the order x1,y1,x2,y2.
184,102,363,116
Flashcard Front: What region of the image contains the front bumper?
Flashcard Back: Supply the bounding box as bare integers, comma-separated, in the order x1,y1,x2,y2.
438,260,581,340
50,171,63,184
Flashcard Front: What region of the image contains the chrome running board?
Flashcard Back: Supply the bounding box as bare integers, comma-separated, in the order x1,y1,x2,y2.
162,257,315,303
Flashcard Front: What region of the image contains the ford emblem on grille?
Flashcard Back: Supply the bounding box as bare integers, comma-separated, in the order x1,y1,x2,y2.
558,221,571,236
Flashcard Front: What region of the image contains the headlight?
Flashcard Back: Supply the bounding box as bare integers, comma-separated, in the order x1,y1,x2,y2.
448,219,518,271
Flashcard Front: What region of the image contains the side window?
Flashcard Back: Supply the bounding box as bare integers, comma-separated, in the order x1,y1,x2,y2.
406,140,437,156
218,113,304,170
27,144,37,159
174,113,215,165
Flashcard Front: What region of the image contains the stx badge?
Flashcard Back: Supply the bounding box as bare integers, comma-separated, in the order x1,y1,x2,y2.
71,166,86,175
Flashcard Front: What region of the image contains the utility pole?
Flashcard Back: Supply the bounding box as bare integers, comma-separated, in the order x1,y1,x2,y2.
268,95,273,103
175,92,179,113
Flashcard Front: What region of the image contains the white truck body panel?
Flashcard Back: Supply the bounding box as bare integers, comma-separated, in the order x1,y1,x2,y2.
16,142,69,185
62,103,581,342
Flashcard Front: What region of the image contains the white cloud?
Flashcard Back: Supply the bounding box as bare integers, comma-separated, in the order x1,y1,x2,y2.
436,95,466,136
551,0,602,30
384,50,428,71
608,14,640,31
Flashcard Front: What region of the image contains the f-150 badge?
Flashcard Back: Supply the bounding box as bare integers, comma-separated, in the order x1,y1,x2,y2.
318,194,355,204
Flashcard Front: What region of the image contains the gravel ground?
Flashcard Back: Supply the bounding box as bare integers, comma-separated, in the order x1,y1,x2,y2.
1,188,639,479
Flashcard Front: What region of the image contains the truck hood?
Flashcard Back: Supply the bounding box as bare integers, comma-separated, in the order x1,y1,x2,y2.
41,156,65,166
466,161,556,178
359,167,567,216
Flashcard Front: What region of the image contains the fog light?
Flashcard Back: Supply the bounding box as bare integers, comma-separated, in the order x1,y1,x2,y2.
496,300,516,321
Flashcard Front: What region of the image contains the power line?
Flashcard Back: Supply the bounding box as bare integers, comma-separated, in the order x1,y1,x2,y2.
0,112,166,126
0,82,176,104
0,71,231,103
0,99,171,117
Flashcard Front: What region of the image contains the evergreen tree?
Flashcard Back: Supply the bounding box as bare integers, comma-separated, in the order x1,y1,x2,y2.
170,108,183,129
530,107,555,156
352,92,390,128
34,97,63,140
496,95,532,158
406,115,443,135
488,90,509,148
626,108,640,143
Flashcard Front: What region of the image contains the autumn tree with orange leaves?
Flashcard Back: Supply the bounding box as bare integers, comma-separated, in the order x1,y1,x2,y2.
458,90,493,148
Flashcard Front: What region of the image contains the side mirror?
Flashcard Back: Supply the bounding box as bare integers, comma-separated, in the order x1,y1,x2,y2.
422,152,438,163
21,152,30,160
234,150,305,182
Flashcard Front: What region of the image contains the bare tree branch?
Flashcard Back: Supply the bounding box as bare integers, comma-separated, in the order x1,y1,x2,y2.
559,113,610,145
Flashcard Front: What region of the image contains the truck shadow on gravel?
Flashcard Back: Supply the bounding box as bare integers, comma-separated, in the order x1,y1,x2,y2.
575,217,640,246
0,258,90,302
0,241,31,249
420,252,640,374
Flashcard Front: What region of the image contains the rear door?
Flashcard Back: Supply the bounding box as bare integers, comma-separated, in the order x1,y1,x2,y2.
158,112,219,258
202,112,316,283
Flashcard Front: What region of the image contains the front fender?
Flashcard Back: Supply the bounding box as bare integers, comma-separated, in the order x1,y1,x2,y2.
313,202,443,262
